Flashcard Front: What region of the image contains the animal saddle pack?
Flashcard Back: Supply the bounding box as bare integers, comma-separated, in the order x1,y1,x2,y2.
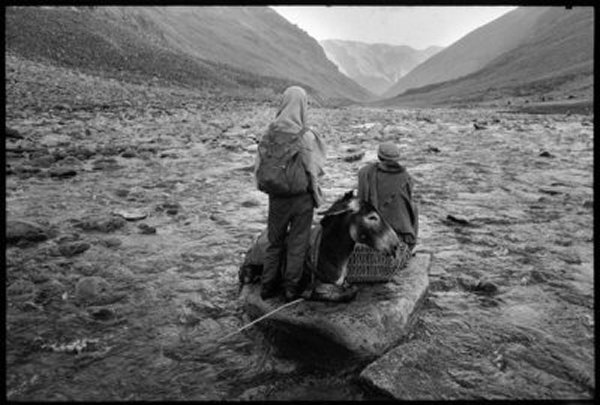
256,127,309,196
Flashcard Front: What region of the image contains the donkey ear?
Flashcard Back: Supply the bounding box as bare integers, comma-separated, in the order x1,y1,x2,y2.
348,197,360,213
318,195,351,216
317,205,349,216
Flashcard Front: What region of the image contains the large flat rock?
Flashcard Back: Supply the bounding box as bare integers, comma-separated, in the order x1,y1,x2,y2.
240,253,431,367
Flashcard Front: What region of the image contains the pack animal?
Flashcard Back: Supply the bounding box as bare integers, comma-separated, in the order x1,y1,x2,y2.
239,190,401,296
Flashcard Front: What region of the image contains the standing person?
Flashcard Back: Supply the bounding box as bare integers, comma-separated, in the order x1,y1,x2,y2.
357,142,418,251
255,86,326,302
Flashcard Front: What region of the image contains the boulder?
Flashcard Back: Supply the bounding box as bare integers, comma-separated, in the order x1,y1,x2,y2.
6,127,24,139
75,276,110,302
97,237,123,248
30,155,57,168
58,156,83,167
49,167,77,179
35,280,67,304
40,134,71,148
359,340,468,400
240,253,431,366
7,279,37,296
72,215,126,233
113,209,147,221
57,241,91,257
6,220,49,245
137,223,156,234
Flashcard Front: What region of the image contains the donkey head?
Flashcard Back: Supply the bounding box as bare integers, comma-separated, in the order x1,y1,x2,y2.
319,190,400,256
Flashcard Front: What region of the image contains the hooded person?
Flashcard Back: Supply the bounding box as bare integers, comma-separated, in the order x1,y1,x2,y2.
255,86,327,302
357,142,418,250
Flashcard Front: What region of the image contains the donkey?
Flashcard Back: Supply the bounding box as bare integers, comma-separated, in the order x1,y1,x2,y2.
239,190,400,300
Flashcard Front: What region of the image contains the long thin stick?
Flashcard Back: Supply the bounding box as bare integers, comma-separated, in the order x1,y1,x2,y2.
218,298,304,342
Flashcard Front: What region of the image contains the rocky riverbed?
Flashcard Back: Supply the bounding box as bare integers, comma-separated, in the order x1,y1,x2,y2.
5,54,594,400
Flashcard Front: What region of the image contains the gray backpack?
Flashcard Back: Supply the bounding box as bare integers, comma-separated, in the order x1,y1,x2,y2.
256,128,309,196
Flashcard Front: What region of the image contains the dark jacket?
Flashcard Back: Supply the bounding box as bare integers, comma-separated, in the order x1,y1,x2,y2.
357,161,419,247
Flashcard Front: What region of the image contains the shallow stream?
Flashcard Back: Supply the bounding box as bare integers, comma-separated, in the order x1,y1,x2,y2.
6,56,594,400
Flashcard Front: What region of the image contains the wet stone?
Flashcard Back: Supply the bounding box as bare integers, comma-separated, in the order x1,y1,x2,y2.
156,202,181,215
75,276,110,302
341,148,365,162
73,262,100,276
55,233,81,244
73,215,126,233
35,280,66,304
40,134,71,148
59,156,83,167
6,220,49,245
57,241,91,257
241,253,431,364
120,149,137,158
12,165,41,177
529,270,547,284
444,215,471,226
7,280,37,296
6,126,24,139
137,223,156,234
72,146,96,160
114,188,130,198
473,280,499,295
29,268,53,284
49,167,77,179
87,306,116,321
92,157,123,171
114,209,147,221
241,199,261,208
97,237,122,248
30,155,56,168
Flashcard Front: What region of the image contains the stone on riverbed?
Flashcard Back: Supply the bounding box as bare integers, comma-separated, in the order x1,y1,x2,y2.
6,220,49,245
240,253,431,366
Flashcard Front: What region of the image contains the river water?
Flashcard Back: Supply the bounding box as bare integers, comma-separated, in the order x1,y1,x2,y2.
6,56,594,400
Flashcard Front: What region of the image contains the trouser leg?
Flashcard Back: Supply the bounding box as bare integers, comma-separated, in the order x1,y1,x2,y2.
283,194,314,293
262,196,290,291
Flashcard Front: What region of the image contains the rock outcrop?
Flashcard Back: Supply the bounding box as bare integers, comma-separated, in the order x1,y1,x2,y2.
240,253,431,367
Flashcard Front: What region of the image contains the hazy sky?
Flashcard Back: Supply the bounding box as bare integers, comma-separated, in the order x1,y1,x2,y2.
271,6,518,49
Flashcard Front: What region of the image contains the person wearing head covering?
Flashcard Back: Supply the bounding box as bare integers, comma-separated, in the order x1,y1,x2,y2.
357,142,418,250
256,86,326,302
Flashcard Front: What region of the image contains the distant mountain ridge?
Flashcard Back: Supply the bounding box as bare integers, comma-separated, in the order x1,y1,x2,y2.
320,39,442,95
378,6,593,107
382,7,551,98
6,6,373,104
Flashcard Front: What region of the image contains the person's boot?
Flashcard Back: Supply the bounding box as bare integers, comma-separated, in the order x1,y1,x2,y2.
284,288,300,303
260,283,280,300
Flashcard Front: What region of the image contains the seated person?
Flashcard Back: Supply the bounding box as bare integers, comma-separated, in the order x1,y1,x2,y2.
357,142,419,251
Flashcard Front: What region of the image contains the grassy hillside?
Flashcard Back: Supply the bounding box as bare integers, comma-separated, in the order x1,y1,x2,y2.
5,6,371,104
382,7,548,98
98,6,372,102
376,7,593,109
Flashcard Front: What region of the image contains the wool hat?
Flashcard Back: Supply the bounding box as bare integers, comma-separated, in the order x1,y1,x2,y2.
377,142,401,162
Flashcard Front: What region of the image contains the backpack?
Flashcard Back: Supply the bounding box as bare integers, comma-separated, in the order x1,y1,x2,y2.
256,127,309,196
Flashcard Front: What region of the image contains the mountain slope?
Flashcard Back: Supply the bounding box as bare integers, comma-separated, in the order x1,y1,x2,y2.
382,7,549,98
320,39,442,95
376,7,593,108
5,6,373,103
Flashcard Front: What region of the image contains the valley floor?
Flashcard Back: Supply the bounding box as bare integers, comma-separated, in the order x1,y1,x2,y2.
5,55,594,400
